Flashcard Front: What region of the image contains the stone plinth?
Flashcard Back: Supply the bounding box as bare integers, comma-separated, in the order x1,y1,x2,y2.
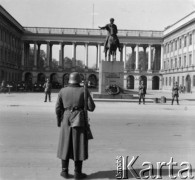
93,60,134,100
99,61,124,94
93,93,133,99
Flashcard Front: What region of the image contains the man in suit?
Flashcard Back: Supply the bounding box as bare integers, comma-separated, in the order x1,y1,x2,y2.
172,81,179,105
138,81,146,104
43,79,52,102
55,72,95,179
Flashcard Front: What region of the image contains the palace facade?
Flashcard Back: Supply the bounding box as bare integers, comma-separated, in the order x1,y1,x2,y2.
0,5,195,92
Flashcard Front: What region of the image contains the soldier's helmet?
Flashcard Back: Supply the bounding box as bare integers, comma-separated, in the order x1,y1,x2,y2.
68,72,81,84
110,18,114,22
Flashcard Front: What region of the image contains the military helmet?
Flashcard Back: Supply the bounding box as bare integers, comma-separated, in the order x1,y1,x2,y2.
110,18,114,22
68,72,81,84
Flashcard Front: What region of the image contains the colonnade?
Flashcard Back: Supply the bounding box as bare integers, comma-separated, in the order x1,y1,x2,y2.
21,41,163,72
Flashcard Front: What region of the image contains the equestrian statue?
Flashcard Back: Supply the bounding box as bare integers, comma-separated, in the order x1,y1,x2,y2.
99,18,122,61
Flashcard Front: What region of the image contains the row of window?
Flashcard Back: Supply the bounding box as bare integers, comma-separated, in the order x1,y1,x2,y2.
164,54,193,70
0,70,21,82
0,25,22,49
162,75,195,86
164,33,193,54
0,47,22,66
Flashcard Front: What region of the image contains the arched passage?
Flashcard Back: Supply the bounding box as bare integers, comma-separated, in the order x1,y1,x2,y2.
63,73,70,87
152,76,160,90
127,75,134,89
24,72,33,84
50,73,59,88
24,72,33,91
186,75,191,93
88,74,98,88
139,75,147,89
37,73,46,84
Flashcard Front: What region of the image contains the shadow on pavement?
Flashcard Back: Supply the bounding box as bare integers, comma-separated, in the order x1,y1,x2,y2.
87,168,195,179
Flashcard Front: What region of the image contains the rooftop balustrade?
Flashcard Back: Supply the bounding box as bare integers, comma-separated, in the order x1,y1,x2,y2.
24,27,163,38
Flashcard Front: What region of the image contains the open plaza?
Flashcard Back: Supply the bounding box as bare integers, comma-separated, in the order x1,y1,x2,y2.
0,91,195,180
1,1,195,179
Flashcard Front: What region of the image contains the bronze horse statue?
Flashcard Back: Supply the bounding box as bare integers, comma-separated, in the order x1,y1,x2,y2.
105,35,119,61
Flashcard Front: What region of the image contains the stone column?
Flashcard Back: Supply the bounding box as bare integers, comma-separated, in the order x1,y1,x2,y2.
72,42,76,68
49,44,53,69
123,44,127,70
26,44,30,67
148,45,152,71
37,43,41,69
33,42,37,69
98,43,101,67
131,46,135,70
160,45,164,71
135,44,139,71
59,42,64,68
84,43,89,68
96,45,99,70
143,46,147,71
21,42,25,68
46,42,50,69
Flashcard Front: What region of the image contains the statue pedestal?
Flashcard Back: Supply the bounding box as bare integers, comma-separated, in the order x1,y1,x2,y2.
99,61,124,93
93,61,133,99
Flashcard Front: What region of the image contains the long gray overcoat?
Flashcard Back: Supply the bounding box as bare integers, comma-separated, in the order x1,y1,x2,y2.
55,84,95,161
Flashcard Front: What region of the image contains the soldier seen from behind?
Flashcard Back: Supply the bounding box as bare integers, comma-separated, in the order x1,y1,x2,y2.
172,81,179,105
55,72,95,179
138,80,146,104
43,79,52,102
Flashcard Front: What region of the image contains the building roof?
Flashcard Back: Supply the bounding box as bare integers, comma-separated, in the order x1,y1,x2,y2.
0,5,24,32
163,11,195,37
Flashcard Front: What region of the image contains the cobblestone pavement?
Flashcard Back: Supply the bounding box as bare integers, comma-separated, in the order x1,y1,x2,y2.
0,92,195,180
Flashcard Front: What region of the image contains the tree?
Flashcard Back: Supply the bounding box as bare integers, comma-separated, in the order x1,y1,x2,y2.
51,58,58,69
126,51,148,71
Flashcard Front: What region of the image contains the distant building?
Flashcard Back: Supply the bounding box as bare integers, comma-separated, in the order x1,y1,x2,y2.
0,5,195,92
0,5,24,83
162,12,195,93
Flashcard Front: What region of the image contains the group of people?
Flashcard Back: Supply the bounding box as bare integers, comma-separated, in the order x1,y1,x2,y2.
138,81,180,105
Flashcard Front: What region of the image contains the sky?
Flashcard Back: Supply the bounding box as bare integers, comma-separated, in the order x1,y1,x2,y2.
1,0,195,67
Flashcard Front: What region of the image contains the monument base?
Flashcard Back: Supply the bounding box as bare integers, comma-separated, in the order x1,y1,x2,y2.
93,92,133,99
93,60,134,100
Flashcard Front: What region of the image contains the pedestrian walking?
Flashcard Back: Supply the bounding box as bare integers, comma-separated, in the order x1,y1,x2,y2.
55,72,95,179
138,81,146,104
171,81,179,105
43,79,52,102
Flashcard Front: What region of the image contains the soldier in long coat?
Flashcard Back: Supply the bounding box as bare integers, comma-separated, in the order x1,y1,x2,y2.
43,79,52,102
171,81,179,105
55,72,95,179
138,81,146,104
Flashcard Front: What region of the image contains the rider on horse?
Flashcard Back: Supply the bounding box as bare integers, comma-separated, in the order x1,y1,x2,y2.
99,18,121,52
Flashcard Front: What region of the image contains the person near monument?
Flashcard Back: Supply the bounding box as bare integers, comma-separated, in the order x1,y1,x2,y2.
55,72,95,179
138,81,146,104
43,79,52,102
171,81,179,105
0,80,7,93
98,18,121,52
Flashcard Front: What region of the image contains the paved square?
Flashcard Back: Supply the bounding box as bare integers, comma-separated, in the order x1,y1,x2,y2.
0,92,195,180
